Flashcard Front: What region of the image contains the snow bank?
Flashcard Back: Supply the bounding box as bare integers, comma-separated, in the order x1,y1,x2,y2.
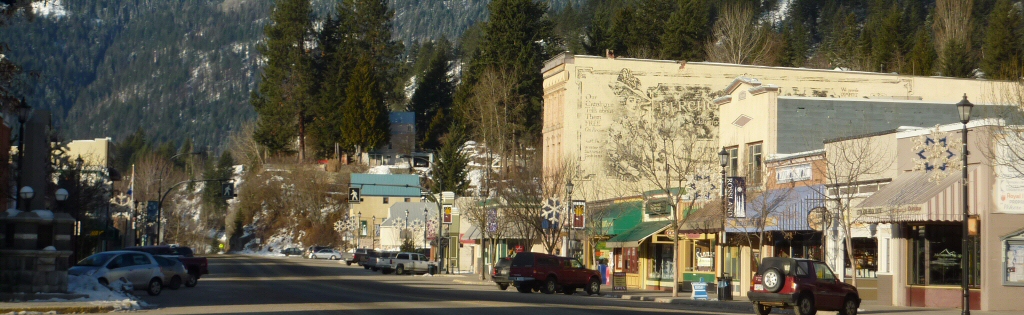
5,209,21,217
36,275,146,311
32,0,68,18
367,166,392,174
31,210,54,220
239,232,300,257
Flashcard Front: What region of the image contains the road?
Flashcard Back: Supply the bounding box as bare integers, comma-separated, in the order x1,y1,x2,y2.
134,255,747,315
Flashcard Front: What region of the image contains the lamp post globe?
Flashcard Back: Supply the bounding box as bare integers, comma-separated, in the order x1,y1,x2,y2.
19,186,35,200
719,148,729,168
957,94,974,124
55,188,69,201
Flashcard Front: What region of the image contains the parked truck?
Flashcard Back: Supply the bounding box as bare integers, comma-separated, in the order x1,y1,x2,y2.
383,252,435,275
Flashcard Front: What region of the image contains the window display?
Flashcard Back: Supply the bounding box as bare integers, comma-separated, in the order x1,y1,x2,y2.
845,238,878,278
909,224,980,286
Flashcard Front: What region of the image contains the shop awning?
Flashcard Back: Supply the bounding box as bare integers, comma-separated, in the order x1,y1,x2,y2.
726,185,825,233
854,166,983,223
600,200,643,235
605,220,672,248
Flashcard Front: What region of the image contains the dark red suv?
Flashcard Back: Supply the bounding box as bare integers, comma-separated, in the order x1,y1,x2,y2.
508,252,601,295
748,257,860,315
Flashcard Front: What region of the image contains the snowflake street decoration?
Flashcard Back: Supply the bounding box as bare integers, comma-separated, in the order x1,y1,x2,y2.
685,172,720,201
912,125,963,184
334,216,358,233
541,198,563,230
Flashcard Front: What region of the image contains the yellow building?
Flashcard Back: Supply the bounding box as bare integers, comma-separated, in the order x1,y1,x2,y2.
66,138,113,167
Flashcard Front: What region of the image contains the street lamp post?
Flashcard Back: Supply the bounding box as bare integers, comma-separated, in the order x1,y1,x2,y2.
19,186,34,212
371,215,376,249
718,148,730,301
957,94,973,315
565,180,574,258
357,211,362,249
15,100,31,211
423,208,428,250
405,209,410,246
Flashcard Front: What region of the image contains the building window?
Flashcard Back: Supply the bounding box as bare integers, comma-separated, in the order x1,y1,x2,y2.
909,224,980,286
383,197,389,204
404,197,411,202
360,221,368,236
844,238,878,278
727,147,739,177
747,143,762,185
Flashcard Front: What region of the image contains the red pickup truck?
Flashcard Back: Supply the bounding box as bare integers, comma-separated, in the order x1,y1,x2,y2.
508,252,601,295
125,246,209,287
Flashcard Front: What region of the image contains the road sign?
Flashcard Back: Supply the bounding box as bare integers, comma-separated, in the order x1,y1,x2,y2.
222,182,235,199
349,187,361,203
442,205,453,224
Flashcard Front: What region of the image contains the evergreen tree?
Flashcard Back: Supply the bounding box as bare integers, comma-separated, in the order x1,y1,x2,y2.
778,22,811,67
908,25,937,76
351,0,404,110
476,0,553,141
408,38,455,151
114,128,148,173
942,39,975,78
981,0,1023,80
250,0,314,159
430,122,470,196
341,55,390,152
660,0,714,61
309,6,358,159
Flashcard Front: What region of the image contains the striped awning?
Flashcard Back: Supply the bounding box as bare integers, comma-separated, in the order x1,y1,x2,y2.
854,166,984,222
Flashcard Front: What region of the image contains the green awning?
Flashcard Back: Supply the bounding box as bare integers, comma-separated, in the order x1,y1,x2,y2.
605,220,672,248
601,201,643,235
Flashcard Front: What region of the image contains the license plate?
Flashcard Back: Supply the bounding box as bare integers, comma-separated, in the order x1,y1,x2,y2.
754,284,764,291
511,277,524,281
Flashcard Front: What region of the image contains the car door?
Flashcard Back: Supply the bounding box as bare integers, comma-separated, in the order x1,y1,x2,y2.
568,259,587,286
812,262,841,310
128,253,156,287
105,254,132,283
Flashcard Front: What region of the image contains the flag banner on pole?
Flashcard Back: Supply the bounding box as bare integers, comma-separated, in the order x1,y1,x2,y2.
442,205,453,224
486,208,498,233
571,200,586,230
726,177,747,218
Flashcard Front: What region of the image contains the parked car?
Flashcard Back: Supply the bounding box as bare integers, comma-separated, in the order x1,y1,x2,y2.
311,249,342,260
69,251,165,296
508,252,601,295
748,257,860,315
491,257,513,290
124,245,207,287
152,255,190,290
343,248,375,266
384,252,436,275
356,249,380,268
305,246,332,258
281,248,303,257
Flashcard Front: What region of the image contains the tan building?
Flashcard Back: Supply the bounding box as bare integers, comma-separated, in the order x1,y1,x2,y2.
348,174,422,249
542,53,1004,203
66,138,113,167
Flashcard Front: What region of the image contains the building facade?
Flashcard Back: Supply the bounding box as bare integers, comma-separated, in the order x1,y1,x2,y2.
348,174,422,249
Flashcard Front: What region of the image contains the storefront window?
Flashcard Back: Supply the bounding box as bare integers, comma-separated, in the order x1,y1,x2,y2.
725,245,741,278
648,243,674,280
693,240,714,272
615,247,639,273
909,224,980,287
844,238,878,278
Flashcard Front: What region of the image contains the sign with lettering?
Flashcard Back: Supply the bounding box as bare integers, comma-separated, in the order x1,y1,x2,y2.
777,163,812,183
726,177,746,218
691,279,709,300
612,272,627,291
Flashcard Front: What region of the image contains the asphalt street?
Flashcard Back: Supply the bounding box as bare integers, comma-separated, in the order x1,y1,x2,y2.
133,255,750,315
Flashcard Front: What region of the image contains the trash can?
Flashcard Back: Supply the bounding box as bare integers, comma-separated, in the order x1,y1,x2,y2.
717,276,733,301
428,265,438,275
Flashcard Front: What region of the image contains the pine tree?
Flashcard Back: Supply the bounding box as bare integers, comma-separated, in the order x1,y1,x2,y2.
942,39,975,78
309,6,357,159
408,38,455,151
908,25,937,76
250,0,314,159
431,122,470,196
341,55,390,152
660,0,713,61
981,0,1023,80
351,0,404,110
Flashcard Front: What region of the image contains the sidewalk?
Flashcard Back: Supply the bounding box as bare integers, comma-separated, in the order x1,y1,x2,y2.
446,274,1021,315
0,300,132,315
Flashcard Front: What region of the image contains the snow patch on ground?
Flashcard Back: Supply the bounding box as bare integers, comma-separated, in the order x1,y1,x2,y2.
31,210,53,220
30,275,145,311
239,232,301,256
32,0,67,18
367,165,392,174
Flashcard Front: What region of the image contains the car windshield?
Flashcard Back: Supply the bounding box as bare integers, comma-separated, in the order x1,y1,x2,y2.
77,253,117,267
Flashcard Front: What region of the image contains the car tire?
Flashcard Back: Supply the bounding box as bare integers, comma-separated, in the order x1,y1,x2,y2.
838,297,858,315
585,278,601,296
371,267,379,271
762,267,784,293
396,265,405,275
562,286,575,295
498,283,509,290
364,265,370,269
347,262,352,266
541,277,557,294
312,255,317,259
754,302,771,315
184,273,198,287
147,278,163,296
331,255,337,260
169,276,182,290
516,284,532,293
795,294,817,315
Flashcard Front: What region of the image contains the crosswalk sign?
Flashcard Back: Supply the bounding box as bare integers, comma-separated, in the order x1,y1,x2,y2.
349,188,361,203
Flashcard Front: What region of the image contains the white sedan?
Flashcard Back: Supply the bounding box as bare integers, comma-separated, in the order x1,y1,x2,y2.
310,249,342,260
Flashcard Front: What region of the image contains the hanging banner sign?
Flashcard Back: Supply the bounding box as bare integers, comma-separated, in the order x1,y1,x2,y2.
571,200,586,230
147,201,159,222
442,205,453,224
486,208,498,233
726,177,747,218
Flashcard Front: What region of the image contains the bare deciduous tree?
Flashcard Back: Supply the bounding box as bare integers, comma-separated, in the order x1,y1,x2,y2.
933,0,974,59
729,167,797,268
704,2,777,66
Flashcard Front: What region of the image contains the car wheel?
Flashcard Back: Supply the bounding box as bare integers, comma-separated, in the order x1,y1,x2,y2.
184,273,198,287
331,255,337,260
516,284,532,293
838,297,858,315
585,278,601,296
498,283,509,290
98,278,109,288
795,294,817,315
147,278,163,296
371,267,379,271
347,262,352,266
541,277,557,294
169,276,182,290
312,255,317,259
562,286,575,295
762,267,784,293
754,302,771,315
396,265,405,275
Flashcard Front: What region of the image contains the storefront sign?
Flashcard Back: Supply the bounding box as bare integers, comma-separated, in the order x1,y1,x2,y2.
571,200,586,230
997,144,1024,214
777,163,812,183
726,177,746,218
696,248,714,267
612,272,627,291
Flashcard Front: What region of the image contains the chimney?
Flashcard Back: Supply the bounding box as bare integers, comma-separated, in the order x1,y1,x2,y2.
605,49,615,59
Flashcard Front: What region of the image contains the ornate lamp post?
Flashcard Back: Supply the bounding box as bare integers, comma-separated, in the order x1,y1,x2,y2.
371,215,376,249
566,180,575,257
718,147,730,301
423,208,428,250
956,94,973,315
405,209,410,245
19,186,34,212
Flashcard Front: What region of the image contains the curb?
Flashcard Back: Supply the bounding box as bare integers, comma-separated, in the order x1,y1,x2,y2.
452,279,495,286
0,304,118,314
606,294,752,312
